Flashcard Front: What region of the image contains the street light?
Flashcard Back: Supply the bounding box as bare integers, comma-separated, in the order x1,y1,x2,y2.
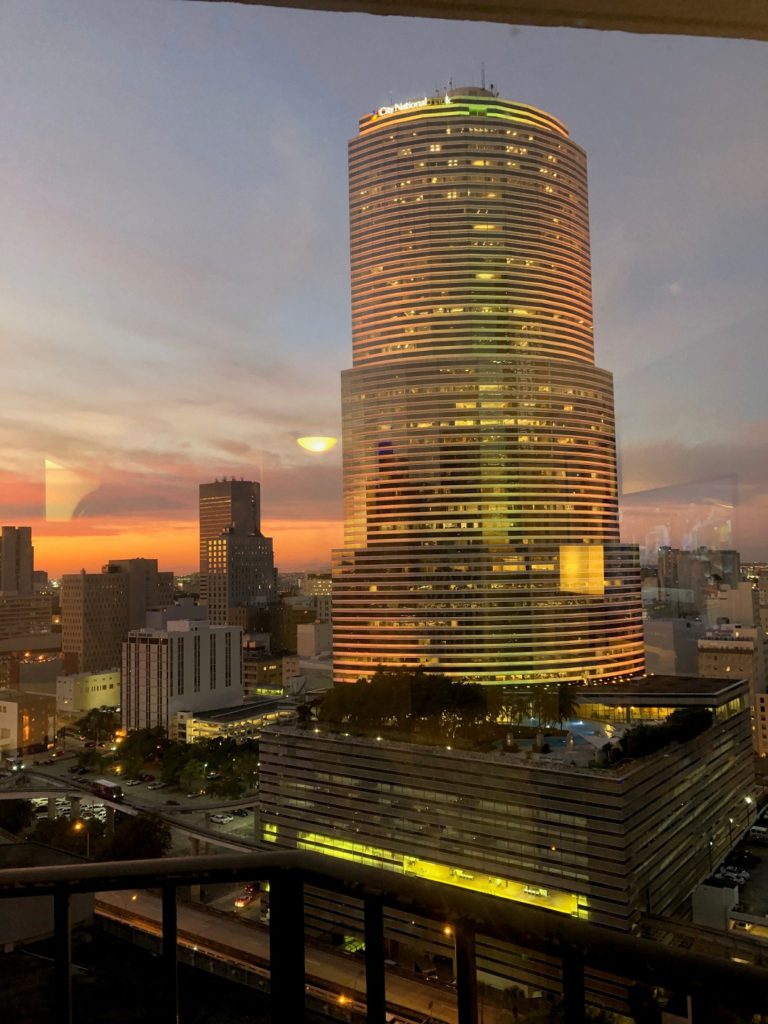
72,819,90,859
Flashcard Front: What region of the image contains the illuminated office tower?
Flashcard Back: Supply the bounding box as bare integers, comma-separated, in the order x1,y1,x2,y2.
199,480,276,626
332,88,644,688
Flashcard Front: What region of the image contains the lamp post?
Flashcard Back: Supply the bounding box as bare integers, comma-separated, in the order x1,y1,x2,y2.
72,819,90,859
728,817,735,848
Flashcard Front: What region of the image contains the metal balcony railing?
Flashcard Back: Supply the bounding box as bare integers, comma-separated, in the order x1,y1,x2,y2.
2,849,768,1024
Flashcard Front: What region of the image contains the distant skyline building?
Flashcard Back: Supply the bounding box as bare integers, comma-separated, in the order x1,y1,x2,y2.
199,479,276,626
332,88,644,688
61,558,173,673
0,526,33,596
657,546,742,616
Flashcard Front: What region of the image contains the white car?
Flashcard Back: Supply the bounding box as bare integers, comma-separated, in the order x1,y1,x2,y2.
146,781,168,790
124,779,141,787
210,813,234,825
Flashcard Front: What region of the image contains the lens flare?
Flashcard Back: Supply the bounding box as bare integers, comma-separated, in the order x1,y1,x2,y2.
297,436,338,453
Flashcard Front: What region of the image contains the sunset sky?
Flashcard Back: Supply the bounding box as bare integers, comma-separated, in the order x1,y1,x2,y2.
2,2,767,576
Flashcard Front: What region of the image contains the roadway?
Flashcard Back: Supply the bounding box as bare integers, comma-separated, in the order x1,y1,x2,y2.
96,889,519,1024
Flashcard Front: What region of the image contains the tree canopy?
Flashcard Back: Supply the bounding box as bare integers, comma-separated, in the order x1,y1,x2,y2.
316,668,582,745
98,814,171,861
318,667,488,740
114,729,260,798
602,708,713,764
75,707,120,741
0,799,33,835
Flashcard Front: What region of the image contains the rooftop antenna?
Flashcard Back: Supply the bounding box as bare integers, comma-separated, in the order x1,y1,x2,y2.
481,62,486,90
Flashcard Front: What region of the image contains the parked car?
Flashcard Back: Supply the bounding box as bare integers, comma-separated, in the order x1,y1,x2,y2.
139,774,155,783
146,781,167,790
210,813,234,825
124,779,141,787
233,808,249,818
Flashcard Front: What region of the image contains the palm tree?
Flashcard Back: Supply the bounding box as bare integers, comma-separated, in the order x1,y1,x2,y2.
556,683,580,727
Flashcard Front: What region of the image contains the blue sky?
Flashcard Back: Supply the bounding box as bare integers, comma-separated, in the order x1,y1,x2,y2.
1,1,767,570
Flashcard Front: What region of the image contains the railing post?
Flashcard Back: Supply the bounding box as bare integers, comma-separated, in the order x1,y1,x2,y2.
561,944,586,1024
161,883,179,1023
454,918,479,1024
53,886,72,1024
364,896,386,1024
268,870,305,1024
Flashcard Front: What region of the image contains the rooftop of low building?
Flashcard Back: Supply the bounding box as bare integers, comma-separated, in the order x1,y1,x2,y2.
580,674,747,705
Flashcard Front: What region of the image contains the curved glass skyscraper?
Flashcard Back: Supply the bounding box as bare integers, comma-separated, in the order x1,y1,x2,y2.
332,88,644,688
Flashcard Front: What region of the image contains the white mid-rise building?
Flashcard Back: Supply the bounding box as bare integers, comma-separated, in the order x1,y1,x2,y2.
56,670,121,722
704,582,756,629
296,621,332,658
698,623,767,754
121,620,242,733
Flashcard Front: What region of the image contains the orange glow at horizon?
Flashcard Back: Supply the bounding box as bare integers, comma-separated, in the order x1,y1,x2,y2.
33,517,343,577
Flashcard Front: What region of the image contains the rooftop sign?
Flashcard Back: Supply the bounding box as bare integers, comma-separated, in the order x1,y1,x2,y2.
372,95,451,119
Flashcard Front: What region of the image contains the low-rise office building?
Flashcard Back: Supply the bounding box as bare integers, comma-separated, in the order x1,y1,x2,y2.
259,677,755,1002
0,593,52,643
173,696,296,743
56,670,120,724
242,649,300,697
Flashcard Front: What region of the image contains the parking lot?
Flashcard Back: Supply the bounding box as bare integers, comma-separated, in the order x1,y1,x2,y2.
733,842,768,919
9,756,258,841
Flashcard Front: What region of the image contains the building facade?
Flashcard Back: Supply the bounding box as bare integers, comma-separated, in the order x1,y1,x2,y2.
61,571,129,674
104,559,174,629
242,649,301,696
0,689,56,757
332,89,644,688
121,619,243,733
199,480,276,626
0,593,52,643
